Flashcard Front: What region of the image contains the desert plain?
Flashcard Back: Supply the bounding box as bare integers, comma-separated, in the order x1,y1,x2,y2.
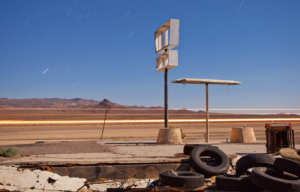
0,107,299,146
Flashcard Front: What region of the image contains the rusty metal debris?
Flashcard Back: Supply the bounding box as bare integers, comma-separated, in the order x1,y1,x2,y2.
38,165,52,172
265,123,295,153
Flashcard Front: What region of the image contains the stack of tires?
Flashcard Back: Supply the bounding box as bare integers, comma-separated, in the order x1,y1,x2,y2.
216,154,300,192
159,144,230,189
159,144,300,192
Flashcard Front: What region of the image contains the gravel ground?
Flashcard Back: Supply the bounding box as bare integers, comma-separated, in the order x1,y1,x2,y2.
1,141,114,156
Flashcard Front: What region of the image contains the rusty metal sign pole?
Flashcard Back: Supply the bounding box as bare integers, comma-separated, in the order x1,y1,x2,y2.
165,68,169,128
205,83,209,143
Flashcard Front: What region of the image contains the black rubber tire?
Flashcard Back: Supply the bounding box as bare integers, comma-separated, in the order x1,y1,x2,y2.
250,167,300,192
160,171,204,188
183,144,218,155
189,145,230,178
216,175,262,192
274,158,300,177
236,154,276,176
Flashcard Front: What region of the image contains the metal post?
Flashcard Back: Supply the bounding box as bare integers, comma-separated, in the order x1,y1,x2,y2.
205,83,209,143
165,68,169,128
100,106,109,141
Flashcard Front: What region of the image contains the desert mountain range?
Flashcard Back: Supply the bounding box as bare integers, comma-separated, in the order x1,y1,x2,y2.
0,98,164,109
0,98,298,117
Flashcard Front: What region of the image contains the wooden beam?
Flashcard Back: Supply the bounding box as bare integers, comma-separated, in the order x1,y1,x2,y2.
206,83,209,143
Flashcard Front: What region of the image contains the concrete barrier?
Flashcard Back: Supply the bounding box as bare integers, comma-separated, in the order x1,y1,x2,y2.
231,127,256,143
157,128,182,144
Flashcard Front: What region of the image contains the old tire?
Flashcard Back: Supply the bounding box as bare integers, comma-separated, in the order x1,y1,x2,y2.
274,158,300,177
216,175,261,192
160,171,204,188
183,144,218,155
236,154,276,176
190,145,230,178
251,167,300,192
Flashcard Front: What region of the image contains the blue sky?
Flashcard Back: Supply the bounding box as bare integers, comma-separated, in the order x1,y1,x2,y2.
0,0,299,111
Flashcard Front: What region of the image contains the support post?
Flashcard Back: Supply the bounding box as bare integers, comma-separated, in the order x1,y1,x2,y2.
165,68,169,128
205,83,209,143
100,106,109,141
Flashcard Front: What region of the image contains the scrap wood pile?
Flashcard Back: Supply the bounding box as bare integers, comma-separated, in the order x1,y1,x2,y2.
157,144,300,192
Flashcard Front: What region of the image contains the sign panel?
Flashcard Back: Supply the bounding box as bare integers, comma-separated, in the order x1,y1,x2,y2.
154,19,179,54
156,50,178,72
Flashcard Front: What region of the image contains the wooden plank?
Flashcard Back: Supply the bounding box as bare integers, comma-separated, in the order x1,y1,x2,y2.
172,78,241,85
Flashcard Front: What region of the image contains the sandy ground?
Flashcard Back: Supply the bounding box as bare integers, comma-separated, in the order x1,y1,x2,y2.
1,139,299,165
0,122,299,145
0,122,299,164
1,141,114,156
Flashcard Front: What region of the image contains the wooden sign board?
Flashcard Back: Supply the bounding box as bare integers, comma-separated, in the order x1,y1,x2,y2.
154,19,179,54
156,50,178,72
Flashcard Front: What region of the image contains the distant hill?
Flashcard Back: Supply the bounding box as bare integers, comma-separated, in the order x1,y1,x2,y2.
0,98,198,114
0,98,298,119
92,99,124,108
0,98,297,118
0,98,99,108
0,98,164,109
91,99,165,110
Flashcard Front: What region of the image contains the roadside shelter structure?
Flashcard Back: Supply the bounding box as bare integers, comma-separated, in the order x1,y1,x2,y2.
172,78,241,143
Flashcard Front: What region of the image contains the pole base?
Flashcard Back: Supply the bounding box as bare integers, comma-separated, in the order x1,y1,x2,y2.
231,127,256,143
157,128,182,144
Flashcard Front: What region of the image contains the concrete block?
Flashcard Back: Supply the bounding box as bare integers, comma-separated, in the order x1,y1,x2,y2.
22,169,32,174
3,185,20,191
52,163,190,181
38,171,53,180
231,127,256,143
0,169,16,185
0,166,18,172
53,176,86,192
43,183,55,191
51,173,61,181
33,181,45,190
15,170,37,188
0,166,88,192
33,170,42,174
35,171,58,190
11,172,23,187
157,128,182,144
